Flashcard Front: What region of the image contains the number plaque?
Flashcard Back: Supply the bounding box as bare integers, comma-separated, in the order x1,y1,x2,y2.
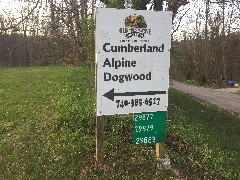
133,111,166,145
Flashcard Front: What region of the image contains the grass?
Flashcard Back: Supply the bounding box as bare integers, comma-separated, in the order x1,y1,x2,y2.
168,89,240,179
0,66,240,179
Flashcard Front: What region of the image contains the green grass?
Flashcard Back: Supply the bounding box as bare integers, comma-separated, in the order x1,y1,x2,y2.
168,89,240,179
0,67,240,179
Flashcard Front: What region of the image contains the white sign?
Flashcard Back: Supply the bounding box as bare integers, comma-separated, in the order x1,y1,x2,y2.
96,8,172,116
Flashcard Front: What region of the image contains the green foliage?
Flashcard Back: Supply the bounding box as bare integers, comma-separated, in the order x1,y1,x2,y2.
131,0,151,10
105,0,125,9
80,17,95,65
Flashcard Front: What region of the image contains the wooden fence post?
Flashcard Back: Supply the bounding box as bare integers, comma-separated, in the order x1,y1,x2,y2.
96,116,104,162
156,143,165,158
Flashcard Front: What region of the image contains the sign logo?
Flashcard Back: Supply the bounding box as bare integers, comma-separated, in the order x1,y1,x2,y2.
125,15,147,28
119,14,151,39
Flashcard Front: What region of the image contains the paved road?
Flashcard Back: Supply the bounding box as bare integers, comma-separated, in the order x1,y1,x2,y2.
171,80,240,115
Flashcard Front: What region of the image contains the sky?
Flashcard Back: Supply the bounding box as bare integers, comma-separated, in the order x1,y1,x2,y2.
0,0,38,12
0,0,239,39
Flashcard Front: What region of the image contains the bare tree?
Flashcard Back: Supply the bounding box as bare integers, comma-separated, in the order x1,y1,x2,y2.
171,0,240,85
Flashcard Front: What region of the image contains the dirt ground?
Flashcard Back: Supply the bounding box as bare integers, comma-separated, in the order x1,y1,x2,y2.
221,87,240,94
171,80,240,115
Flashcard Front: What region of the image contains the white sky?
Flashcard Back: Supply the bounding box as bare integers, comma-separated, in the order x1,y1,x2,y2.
0,0,239,39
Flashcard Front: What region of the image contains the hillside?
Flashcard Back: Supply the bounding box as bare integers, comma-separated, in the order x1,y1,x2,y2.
0,67,239,179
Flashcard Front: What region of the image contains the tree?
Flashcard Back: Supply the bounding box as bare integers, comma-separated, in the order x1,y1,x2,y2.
170,0,240,85
101,0,189,16
0,0,99,66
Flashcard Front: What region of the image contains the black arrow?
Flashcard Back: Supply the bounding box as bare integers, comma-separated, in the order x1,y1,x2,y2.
103,88,166,101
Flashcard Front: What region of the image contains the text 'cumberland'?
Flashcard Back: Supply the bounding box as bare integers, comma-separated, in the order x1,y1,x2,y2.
103,43,164,53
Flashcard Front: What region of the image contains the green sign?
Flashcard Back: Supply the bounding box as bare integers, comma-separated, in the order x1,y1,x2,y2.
133,111,166,145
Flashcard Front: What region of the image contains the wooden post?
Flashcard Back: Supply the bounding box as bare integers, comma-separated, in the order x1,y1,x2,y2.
156,143,165,158
96,116,104,163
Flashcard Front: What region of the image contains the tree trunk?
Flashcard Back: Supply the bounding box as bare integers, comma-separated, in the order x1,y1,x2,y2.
23,29,29,66
153,0,163,11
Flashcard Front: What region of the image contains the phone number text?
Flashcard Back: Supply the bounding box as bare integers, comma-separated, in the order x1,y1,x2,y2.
116,97,160,108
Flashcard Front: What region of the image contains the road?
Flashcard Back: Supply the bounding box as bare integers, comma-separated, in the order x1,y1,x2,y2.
171,80,240,115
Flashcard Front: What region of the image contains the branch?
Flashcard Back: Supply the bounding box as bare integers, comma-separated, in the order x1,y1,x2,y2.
0,0,40,31
172,8,190,36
